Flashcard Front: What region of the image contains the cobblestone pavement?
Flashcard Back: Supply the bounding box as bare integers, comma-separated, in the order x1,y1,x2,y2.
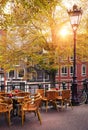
0,104,88,130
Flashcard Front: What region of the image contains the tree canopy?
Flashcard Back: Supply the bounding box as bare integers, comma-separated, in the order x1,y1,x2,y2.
0,0,88,81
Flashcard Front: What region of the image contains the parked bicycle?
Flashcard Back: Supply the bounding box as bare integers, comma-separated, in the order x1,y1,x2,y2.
77,87,87,105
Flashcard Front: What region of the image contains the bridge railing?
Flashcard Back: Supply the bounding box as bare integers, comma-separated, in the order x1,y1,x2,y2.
0,80,86,93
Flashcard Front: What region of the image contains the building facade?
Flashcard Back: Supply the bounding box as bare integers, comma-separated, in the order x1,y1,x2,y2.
56,61,88,89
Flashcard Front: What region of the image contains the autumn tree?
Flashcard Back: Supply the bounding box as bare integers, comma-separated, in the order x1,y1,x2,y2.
0,0,88,85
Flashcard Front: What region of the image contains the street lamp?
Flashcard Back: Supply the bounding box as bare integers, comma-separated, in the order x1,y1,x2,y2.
67,4,83,105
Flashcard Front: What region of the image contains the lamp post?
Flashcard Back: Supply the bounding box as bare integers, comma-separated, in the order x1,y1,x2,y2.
67,5,83,105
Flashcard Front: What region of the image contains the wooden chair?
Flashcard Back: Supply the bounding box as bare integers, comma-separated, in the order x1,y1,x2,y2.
36,89,48,112
56,90,73,110
0,95,13,105
36,89,45,97
45,91,58,112
0,102,13,126
16,92,30,97
0,91,5,96
37,89,58,112
21,94,42,125
0,95,5,102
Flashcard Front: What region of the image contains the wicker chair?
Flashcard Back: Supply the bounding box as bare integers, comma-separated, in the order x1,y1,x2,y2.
45,90,58,112
37,89,58,112
0,91,6,96
21,94,42,125
0,95,5,102
0,95,13,105
36,89,48,112
0,102,13,126
36,89,45,97
16,92,30,97
56,89,73,110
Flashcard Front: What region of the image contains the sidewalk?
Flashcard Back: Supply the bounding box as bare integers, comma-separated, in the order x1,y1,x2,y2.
0,104,88,130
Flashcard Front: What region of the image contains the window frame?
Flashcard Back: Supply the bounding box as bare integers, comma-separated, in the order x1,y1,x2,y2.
69,66,73,77
61,66,68,77
81,64,86,76
8,70,15,79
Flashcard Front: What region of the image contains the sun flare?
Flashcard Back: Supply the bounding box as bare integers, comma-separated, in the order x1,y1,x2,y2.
60,28,69,37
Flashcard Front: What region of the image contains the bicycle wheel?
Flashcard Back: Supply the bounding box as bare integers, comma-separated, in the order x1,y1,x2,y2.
78,90,87,105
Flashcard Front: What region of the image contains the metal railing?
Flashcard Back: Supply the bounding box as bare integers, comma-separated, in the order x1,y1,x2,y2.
0,79,87,93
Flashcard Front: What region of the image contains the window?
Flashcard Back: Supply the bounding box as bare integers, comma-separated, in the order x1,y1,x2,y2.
9,70,14,78
82,64,86,76
45,73,49,80
37,71,43,80
61,66,68,76
31,72,37,81
70,66,73,76
37,71,49,81
18,69,24,78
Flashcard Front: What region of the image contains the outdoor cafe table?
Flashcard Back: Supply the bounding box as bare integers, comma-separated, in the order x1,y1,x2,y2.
4,94,26,116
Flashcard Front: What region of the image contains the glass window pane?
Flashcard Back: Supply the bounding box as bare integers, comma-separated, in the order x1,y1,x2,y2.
9,70,14,78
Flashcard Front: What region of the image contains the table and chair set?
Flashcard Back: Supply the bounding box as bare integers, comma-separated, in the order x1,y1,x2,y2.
36,88,73,112
0,88,72,126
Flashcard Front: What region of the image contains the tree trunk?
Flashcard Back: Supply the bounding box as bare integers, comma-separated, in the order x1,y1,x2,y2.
49,70,56,88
